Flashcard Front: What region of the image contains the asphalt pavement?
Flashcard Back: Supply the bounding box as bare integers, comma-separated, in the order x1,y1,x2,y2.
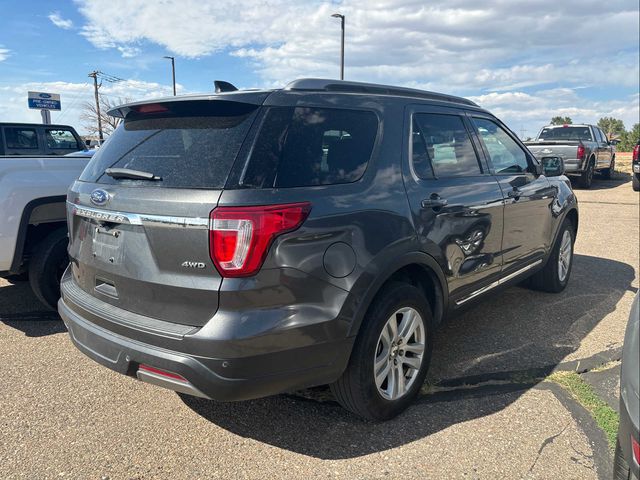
1,175,637,479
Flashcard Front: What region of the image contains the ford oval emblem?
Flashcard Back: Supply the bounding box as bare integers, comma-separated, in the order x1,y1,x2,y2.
90,189,109,206
39,93,52,98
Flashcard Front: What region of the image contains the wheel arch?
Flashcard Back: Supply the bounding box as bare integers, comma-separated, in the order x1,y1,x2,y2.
10,195,67,273
347,252,449,337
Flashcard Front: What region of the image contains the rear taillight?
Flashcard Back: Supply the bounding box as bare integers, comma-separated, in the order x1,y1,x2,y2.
632,435,640,464
577,144,586,160
209,202,311,277
633,144,639,162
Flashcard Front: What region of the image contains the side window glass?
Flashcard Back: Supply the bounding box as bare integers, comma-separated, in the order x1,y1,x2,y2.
5,128,39,150
242,107,378,188
472,118,529,174
413,113,482,177
45,129,81,150
411,117,434,179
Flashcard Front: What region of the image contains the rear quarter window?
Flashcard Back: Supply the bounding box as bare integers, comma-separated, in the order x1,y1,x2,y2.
79,101,259,189
240,106,379,188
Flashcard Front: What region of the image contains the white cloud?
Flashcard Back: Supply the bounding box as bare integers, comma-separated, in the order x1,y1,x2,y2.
0,80,182,135
0,47,9,62
48,12,74,30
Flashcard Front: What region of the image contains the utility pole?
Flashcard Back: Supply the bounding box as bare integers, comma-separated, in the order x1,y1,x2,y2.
163,56,176,95
88,71,103,143
331,13,345,80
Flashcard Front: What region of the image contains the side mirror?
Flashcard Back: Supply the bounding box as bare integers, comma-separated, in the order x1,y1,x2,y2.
541,156,565,177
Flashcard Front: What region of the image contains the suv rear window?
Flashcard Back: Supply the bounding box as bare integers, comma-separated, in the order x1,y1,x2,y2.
80,101,259,188
240,107,378,188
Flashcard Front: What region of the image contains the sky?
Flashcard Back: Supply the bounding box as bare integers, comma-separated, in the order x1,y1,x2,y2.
0,0,638,139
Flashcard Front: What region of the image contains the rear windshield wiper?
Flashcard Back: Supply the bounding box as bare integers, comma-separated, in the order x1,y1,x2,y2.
104,168,162,181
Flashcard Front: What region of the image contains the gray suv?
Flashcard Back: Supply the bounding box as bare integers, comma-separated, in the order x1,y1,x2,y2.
59,79,579,420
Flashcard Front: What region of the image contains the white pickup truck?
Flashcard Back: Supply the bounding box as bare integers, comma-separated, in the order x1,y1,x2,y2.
0,123,91,310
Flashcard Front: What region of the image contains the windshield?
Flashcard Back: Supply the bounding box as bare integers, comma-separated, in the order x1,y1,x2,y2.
79,101,259,188
537,126,593,142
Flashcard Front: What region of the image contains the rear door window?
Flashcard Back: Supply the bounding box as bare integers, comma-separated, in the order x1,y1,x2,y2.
45,128,81,151
4,127,39,152
411,113,483,177
240,107,378,188
80,101,259,188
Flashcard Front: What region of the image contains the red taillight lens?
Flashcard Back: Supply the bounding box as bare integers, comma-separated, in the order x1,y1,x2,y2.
209,202,311,277
633,144,639,162
577,144,586,160
632,435,640,464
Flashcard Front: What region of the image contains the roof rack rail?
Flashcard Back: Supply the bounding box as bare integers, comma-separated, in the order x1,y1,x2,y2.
284,78,478,107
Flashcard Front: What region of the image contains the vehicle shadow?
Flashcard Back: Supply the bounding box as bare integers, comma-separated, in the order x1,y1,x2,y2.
572,174,632,191
181,254,635,459
0,279,65,337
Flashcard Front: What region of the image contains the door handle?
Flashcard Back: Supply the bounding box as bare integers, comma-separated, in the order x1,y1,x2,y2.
421,195,448,209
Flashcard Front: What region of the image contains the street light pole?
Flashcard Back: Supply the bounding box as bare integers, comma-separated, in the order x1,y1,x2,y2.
331,13,345,80
163,56,176,96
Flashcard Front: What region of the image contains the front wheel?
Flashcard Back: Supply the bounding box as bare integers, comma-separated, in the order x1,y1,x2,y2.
528,220,575,293
331,282,433,420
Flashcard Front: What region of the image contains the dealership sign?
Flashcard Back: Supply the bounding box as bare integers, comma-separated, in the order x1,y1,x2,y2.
28,91,61,110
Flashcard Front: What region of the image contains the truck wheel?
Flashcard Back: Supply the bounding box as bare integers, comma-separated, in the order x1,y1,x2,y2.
330,282,433,420
577,158,595,188
527,219,575,293
601,156,615,179
28,228,69,311
633,174,640,191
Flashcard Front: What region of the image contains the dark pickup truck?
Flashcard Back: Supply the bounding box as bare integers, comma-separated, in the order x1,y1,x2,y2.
0,122,85,156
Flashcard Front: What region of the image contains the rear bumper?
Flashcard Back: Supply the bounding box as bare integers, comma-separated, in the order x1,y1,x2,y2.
59,273,354,402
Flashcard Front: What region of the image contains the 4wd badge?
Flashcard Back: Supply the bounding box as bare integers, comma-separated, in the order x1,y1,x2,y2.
181,261,206,269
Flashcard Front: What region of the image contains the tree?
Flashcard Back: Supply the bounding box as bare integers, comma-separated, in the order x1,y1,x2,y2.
597,117,625,140
550,116,572,125
80,96,132,138
619,123,640,151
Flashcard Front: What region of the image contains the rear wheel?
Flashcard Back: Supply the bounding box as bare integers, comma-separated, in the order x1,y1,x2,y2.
331,282,433,420
633,174,640,191
578,157,595,189
28,228,69,311
601,156,615,179
528,219,575,293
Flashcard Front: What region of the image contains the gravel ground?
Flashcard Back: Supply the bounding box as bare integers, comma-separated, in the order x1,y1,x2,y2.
0,175,637,479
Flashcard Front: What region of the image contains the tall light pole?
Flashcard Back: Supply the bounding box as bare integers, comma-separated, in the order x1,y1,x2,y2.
163,56,176,96
331,13,345,80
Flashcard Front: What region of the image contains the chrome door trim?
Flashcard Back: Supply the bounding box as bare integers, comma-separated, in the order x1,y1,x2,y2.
455,259,543,306
68,202,209,229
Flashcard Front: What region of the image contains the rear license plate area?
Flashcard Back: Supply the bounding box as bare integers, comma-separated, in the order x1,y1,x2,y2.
91,226,124,265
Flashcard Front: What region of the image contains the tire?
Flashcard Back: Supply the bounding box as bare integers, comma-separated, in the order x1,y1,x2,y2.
577,157,595,188
613,439,631,480
528,219,575,293
330,282,434,420
28,228,69,311
601,156,615,179
633,174,640,192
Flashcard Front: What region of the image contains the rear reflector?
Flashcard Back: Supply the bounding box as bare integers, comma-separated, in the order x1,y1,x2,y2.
632,435,640,464
209,202,311,277
138,364,187,382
